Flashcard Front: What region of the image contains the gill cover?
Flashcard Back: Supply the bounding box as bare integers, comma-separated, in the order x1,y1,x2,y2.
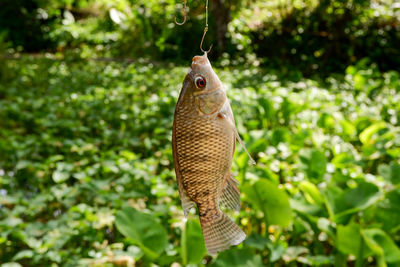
189,53,226,115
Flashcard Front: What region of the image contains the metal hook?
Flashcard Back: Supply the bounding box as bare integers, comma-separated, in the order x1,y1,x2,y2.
200,26,212,53
174,0,187,25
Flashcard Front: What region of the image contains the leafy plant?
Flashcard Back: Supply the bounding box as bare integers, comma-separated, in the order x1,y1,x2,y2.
0,55,399,266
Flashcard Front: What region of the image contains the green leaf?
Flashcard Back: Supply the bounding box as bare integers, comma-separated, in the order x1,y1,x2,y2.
282,246,309,263
52,171,69,183
354,73,366,91
267,242,286,262
322,184,343,220
115,207,168,258
359,122,387,145
326,182,381,223
341,182,381,211
244,234,269,250
340,119,357,138
297,255,334,266
299,148,327,181
12,250,34,260
378,163,400,185
375,189,400,233
331,153,354,169
299,181,324,205
337,223,362,256
1,263,22,267
210,248,263,267
244,179,292,227
362,228,400,263
181,218,206,265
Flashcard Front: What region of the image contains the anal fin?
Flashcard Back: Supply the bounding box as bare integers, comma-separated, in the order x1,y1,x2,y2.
181,190,195,218
177,177,195,217
219,175,241,212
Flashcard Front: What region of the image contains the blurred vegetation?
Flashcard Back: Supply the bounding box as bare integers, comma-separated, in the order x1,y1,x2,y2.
0,0,399,73
0,0,400,266
1,54,400,266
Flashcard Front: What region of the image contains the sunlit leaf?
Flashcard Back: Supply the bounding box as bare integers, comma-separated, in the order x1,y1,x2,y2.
299,181,324,205
115,207,167,258
244,179,292,227
210,248,263,267
362,228,400,263
337,223,362,256
359,122,387,145
181,219,206,265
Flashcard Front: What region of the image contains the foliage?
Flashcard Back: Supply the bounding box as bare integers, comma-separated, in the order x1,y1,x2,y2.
1,0,399,74
232,0,400,74
0,54,399,266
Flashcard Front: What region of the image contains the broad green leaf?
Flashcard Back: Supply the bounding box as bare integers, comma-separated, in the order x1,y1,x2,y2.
12,250,34,261
52,171,69,183
375,189,400,233
337,223,362,256
115,207,167,258
181,219,206,265
340,119,357,138
299,181,324,205
359,121,387,144
325,182,381,223
378,163,400,185
244,179,292,227
331,153,354,169
354,73,366,90
362,228,400,263
322,184,343,220
210,248,263,267
317,113,335,129
341,182,380,211
267,242,286,262
290,198,321,216
1,263,22,267
299,148,327,181
244,234,269,250
282,246,308,263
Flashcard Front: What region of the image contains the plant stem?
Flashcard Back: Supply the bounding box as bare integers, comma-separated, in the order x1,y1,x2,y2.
355,236,364,267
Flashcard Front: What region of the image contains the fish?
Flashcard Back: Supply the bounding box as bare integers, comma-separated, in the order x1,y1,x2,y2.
172,52,255,255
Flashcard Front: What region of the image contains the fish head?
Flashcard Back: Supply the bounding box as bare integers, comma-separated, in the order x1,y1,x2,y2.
186,53,223,95
180,53,227,115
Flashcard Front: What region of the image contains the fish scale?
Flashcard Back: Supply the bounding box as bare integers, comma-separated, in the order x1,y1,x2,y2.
175,113,232,204
172,53,247,255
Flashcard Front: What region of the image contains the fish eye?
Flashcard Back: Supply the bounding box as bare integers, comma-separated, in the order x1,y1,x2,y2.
195,76,206,89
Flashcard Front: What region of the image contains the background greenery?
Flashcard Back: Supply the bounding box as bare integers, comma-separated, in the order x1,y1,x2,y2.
0,0,399,266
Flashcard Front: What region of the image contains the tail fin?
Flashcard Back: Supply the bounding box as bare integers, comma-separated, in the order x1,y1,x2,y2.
200,211,246,255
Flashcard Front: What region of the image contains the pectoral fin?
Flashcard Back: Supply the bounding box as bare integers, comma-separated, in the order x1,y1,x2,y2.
218,102,256,165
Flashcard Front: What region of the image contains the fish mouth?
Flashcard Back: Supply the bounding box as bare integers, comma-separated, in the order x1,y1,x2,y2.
191,53,210,67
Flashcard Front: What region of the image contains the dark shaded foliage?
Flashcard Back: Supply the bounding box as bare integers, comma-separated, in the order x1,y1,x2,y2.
251,0,400,74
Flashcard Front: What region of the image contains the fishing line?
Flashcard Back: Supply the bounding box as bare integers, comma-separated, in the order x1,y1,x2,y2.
174,0,212,53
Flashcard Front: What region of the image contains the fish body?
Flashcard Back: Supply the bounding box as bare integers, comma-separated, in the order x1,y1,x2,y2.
172,53,247,254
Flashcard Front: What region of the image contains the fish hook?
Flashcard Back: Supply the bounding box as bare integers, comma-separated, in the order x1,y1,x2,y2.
174,0,187,25
200,26,213,53
200,0,212,53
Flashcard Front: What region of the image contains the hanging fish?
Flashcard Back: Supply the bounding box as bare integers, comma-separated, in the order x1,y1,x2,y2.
172,52,255,255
